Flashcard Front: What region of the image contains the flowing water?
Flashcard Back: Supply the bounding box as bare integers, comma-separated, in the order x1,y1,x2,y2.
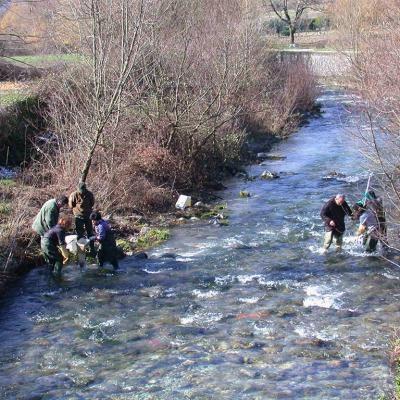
1,90,400,399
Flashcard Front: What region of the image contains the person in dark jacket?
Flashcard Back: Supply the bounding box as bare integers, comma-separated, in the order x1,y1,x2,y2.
89,211,119,270
41,216,72,278
320,194,353,252
69,182,95,255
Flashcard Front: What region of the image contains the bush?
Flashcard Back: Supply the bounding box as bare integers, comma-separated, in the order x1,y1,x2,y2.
137,229,170,250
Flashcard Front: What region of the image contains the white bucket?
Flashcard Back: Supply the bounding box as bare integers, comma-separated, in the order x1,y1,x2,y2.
65,235,78,254
77,238,90,251
175,195,191,210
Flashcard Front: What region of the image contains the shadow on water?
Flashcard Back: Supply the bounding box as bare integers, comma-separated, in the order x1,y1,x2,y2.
0,89,399,399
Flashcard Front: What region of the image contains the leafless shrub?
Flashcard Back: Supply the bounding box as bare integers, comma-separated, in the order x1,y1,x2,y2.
333,0,400,238
1,0,318,268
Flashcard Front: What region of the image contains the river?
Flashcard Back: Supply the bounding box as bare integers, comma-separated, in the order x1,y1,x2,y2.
0,89,399,399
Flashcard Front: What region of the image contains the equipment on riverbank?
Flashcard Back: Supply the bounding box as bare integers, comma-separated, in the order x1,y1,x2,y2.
176,195,192,210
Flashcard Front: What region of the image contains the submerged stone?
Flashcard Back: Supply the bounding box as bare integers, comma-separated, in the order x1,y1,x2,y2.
260,170,279,180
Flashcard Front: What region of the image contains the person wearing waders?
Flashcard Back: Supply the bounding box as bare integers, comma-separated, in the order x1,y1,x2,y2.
69,182,96,256
365,191,387,250
355,205,380,253
89,211,119,271
32,195,69,248
41,217,72,278
320,194,353,253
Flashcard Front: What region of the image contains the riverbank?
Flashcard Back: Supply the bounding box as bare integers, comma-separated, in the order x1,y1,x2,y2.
0,88,397,399
0,112,288,296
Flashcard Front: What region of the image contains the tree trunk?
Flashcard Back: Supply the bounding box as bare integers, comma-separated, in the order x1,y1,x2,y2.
80,127,102,183
289,25,296,45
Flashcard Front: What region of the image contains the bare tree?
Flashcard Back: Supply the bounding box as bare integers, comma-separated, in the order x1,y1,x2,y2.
37,0,316,211
265,0,325,45
333,0,400,242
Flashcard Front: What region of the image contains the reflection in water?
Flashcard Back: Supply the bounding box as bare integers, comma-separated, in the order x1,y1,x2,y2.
0,90,398,399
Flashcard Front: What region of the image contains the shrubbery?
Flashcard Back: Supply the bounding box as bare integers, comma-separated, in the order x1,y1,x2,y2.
0,0,318,267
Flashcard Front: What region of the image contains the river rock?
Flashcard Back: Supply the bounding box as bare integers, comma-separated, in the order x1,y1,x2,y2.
323,171,347,180
218,341,230,351
328,359,349,368
236,172,248,179
257,152,269,159
230,243,253,250
239,356,254,364
182,359,196,367
236,311,271,320
294,338,328,347
257,152,286,161
140,226,151,235
260,170,279,180
134,252,148,259
140,286,164,298
265,154,286,161
160,253,177,259
239,191,251,198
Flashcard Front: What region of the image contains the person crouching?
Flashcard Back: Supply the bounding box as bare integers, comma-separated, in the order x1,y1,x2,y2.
89,211,119,271
41,217,72,278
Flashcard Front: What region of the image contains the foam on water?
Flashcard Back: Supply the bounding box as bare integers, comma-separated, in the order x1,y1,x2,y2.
192,289,220,299
238,297,261,304
31,313,63,324
179,312,224,326
294,323,339,341
303,285,344,310
143,268,174,274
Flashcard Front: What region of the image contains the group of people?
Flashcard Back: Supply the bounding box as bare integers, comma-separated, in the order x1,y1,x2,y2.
320,191,387,253
32,182,119,278
31,182,386,277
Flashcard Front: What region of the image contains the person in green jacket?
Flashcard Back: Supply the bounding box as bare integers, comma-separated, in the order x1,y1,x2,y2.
32,195,69,237
69,182,96,255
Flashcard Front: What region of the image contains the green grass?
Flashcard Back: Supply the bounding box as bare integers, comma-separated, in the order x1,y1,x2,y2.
0,91,31,107
116,238,134,254
395,366,400,400
0,179,16,187
137,228,170,250
0,201,11,216
1,53,83,67
199,203,228,220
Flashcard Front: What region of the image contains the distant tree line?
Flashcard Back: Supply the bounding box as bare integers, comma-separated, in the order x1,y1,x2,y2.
266,16,331,36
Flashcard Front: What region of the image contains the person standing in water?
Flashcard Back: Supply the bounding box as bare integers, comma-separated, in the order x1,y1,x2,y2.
89,211,119,271
354,204,380,253
320,194,353,253
69,182,96,256
41,216,72,278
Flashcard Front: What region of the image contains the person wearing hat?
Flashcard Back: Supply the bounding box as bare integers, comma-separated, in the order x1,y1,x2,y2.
69,182,95,255
355,204,380,253
320,194,353,252
89,211,119,270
